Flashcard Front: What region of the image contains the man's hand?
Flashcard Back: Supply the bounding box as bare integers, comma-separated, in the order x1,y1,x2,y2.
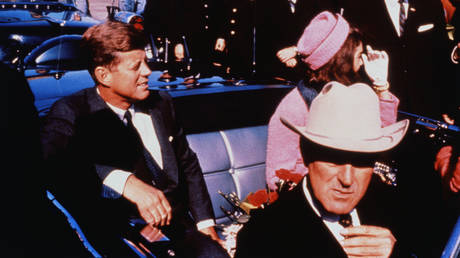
199,226,226,248
435,145,460,193
340,225,396,258
277,46,297,64
123,175,172,227
215,38,226,52
451,158,460,193
435,145,453,178
174,43,185,61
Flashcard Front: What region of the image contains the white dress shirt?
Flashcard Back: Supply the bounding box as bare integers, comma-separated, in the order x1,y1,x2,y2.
385,0,409,37
302,177,361,242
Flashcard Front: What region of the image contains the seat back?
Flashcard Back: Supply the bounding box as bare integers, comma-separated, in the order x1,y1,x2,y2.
187,125,268,225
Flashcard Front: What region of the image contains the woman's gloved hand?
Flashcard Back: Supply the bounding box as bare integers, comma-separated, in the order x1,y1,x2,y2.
362,45,389,86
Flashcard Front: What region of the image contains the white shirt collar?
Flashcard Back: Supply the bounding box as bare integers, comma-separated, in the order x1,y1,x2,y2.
302,177,360,241
96,87,134,122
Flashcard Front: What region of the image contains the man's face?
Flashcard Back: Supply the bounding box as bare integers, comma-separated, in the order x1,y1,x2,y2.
308,161,373,215
103,49,151,107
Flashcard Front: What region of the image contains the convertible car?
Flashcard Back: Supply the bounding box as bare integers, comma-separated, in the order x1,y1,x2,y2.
24,36,459,258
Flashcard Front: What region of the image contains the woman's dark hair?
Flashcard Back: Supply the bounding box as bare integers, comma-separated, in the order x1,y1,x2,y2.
305,26,365,89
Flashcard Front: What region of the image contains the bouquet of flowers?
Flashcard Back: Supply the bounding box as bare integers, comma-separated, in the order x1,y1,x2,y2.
218,169,304,257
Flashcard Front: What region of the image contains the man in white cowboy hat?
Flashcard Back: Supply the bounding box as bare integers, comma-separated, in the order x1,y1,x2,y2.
235,82,415,258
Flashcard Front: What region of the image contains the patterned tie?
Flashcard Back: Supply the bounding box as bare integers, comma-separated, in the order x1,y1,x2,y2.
124,111,168,190
399,0,408,36
339,214,353,228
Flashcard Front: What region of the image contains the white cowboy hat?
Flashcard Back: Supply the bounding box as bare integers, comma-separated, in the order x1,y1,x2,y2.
281,81,409,153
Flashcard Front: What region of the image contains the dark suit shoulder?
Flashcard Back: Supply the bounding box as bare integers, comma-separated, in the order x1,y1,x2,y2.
45,87,96,123
236,186,347,258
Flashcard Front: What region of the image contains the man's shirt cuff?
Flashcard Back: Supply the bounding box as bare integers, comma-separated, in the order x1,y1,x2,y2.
102,170,132,199
196,219,215,230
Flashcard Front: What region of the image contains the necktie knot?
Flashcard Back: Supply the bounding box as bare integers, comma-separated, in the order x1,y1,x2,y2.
124,110,133,123
339,214,352,228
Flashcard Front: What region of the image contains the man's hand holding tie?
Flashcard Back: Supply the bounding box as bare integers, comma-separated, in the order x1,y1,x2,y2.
123,175,172,227
340,225,396,258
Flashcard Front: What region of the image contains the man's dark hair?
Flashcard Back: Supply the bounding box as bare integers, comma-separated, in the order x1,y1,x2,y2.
80,21,147,80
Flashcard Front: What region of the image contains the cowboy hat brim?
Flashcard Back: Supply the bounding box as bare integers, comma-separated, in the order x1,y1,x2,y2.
281,117,409,153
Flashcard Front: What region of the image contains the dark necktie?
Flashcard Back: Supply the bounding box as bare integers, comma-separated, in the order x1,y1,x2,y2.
339,214,353,228
399,0,408,36
124,111,168,190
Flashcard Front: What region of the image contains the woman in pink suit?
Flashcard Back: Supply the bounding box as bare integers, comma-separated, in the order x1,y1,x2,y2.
266,11,400,190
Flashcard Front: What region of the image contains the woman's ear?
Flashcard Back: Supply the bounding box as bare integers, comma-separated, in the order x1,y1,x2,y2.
94,66,112,86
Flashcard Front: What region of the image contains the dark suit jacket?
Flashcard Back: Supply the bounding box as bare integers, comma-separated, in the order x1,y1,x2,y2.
40,87,214,255
339,0,456,118
235,175,420,258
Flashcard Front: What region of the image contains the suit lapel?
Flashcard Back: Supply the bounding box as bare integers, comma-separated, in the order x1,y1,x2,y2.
381,0,401,40
148,107,179,185
86,88,180,186
283,186,349,257
72,87,147,177
342,0,400,45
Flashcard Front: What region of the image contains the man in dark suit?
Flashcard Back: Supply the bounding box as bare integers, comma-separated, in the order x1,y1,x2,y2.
234,82,433,257
40,21,228,257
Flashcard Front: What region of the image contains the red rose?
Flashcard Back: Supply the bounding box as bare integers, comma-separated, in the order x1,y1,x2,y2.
275,169,303,184
247,189,279,207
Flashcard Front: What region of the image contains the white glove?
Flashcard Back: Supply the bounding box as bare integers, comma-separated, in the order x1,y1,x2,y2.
277,46,297,63
361,45,389,86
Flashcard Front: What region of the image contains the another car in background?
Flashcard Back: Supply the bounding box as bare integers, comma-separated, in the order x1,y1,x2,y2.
0,0,100,69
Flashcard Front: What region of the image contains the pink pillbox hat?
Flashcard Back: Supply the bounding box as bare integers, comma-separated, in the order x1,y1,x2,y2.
297,11,350,70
